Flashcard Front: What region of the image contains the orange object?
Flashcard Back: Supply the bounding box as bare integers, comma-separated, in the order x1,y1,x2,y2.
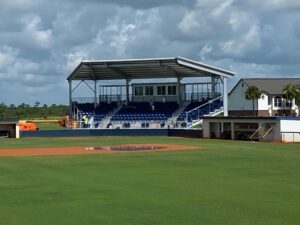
19,121,38,131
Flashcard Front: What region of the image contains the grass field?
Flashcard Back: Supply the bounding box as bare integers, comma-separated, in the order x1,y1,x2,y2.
36,122,65,130
0,137,300,225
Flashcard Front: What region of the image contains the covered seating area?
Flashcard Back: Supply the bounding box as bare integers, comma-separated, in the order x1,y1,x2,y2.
67,57,234,129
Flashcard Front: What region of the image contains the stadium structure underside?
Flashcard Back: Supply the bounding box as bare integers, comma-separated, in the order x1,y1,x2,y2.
67,57,235,129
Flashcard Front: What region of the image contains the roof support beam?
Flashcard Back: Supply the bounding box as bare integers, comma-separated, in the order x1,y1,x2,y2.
177,59,232,78
158,60,181,78
89,63,96,80
89,63,98,108
72,80,84,92
105,62,127,79
83,80,96,94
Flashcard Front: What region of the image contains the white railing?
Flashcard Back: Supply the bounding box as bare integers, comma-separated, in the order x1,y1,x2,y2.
184,95,223,127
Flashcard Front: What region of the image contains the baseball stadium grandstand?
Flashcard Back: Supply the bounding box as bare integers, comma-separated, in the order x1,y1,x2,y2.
67,57,235,129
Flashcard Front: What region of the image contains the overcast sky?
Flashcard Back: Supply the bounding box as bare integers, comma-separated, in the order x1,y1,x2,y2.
1,0,300,105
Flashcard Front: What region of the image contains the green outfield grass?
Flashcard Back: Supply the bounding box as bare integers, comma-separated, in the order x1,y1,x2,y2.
0,137,299,225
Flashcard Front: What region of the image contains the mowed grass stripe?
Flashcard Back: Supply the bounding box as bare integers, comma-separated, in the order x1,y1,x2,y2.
0,137,300,225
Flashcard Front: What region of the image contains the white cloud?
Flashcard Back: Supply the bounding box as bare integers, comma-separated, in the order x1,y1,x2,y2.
63,51,88,73
233,0,300,12
178,11,200,33
109,23,136,57
0,0,38,10
220,25,261,56
0,0,300,104
199,44,213,60
0,47,18,70
21,15,53,49
212,0,233,17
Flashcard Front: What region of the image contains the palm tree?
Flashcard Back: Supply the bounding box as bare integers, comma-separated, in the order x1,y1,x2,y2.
294,90,300,116
34,101,40,108
245,86,261,116
282,84,300,116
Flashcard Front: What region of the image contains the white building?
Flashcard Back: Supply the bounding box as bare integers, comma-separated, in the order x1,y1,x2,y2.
229,78,300,116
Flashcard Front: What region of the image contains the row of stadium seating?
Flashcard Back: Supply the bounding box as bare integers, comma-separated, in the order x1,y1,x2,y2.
111,102,178,121
73,100,222,124
73,102,117,122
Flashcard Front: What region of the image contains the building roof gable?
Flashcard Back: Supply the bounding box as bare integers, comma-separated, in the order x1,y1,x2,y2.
233,78,300,95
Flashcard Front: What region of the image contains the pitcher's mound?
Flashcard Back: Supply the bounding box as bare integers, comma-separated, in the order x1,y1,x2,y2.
85,145,164,151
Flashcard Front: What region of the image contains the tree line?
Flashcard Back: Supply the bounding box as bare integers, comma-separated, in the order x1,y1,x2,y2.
0,102,69,119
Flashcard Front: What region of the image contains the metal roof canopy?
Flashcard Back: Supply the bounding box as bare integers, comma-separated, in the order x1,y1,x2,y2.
67,56,235,81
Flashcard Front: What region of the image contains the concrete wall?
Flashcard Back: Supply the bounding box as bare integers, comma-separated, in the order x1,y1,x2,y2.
202,120,210,139
258,122,281,142
21,129,202,138
21,129,168,137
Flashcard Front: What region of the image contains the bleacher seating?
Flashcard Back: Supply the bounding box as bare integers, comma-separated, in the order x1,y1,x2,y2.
74,102,117,122
73,98,223,126
94,102,117,121
111,102,178,122
74,103,94,116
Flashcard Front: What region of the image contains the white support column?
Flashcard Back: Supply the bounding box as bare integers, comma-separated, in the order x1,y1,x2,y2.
177,77,181,106
126,79,130,105
15,124,20,139
68,80,72,115
120,86,123,103
94,80,97,108
211,76,216,99
223,77,228,116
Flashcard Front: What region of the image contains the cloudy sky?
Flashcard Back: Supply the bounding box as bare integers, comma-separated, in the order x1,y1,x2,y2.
1,0,300,105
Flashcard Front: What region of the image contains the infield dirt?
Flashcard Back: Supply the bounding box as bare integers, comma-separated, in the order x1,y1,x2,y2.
0,144,201,157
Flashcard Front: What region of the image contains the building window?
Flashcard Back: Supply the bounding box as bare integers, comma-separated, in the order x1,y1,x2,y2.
157,86,166,95
274,96,282,107
145,86,153,96
134,86,143,96
167,85,176,95
285,99,292,108
242,83,244,87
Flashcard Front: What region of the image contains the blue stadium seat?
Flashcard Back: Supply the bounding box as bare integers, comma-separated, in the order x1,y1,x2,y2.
111,102,178,122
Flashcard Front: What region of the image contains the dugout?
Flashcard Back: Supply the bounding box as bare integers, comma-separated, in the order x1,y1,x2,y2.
202,116,300,142
0,119,19,138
